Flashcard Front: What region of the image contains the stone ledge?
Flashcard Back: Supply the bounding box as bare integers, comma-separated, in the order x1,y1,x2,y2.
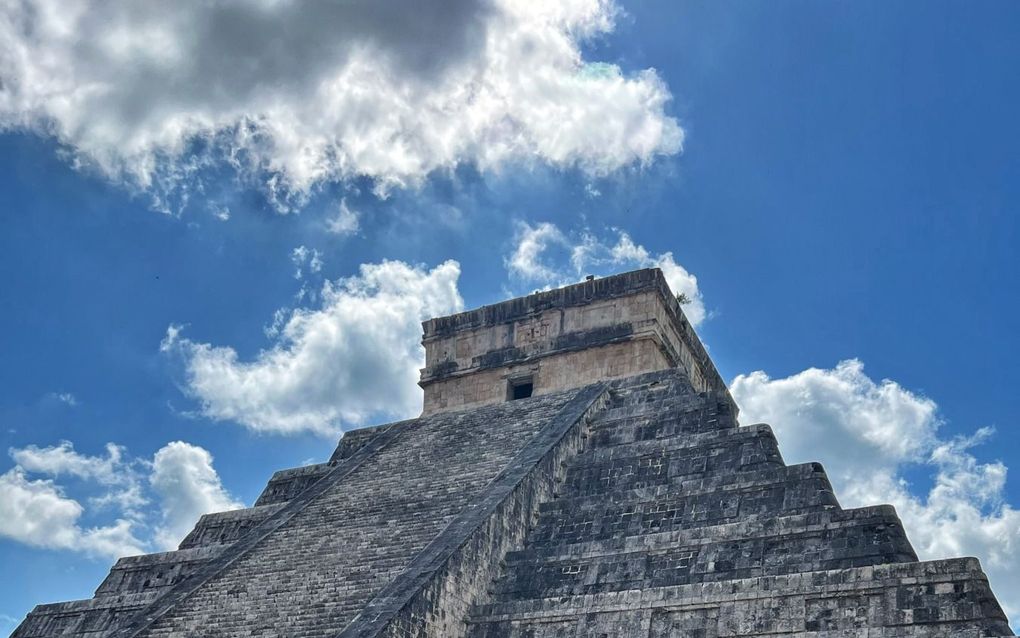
470,557,999,621
106,546,225,568
539,461,836,514
575,423,777,462
253,463,332,506
178,503,285,549
506,505,912,563
95,546,229,595
422,322,644,384
422,270,667,339
24,592,160,615
329,421,399,464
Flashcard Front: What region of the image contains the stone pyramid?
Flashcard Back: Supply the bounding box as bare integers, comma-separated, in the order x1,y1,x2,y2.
14,269,1013,637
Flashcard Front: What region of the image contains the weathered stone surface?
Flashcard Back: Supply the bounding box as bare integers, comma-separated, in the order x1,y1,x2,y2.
136,390,585,638
13,593,160,638
472,558,1008,637
466,371,1013,637
337,384,609,638
95,547,226,596
420,269,728,414
15,388,597,638
13,269,1014,637
177,504,284,549
253,464,331,507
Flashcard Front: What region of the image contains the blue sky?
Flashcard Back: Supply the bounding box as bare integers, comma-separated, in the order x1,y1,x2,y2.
2,0,1019,632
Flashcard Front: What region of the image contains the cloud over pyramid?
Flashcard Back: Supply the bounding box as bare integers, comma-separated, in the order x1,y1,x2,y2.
15,269,1013,637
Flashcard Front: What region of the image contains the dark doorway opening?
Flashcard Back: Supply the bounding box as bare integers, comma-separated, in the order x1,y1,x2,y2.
509,378,534,400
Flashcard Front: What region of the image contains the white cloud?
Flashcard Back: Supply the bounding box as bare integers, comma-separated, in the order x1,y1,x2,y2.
89,482,149,515
506,221,706,325
326,199,361,236
731,359,1020,625
0,467,145,559
162,259,464,435
1,439,240,557
0,0,682,210
10,440,125,485
507,222,569,283
730,361,937,480
290,245,324,280
150,441,242,550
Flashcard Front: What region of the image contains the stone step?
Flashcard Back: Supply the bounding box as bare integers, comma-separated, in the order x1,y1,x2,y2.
493,507,916,599
541,461,837,514
253,462,331,506
177,503,284,549
95,545,226,596
606,369,694,394
588,402,738,445
606,382,702,407
328,420,395,464
594,393,728,424
530,464,840,546
581,422,777,460
507,505,910,564
12,592,160,638
564,426,784,497
468,558,1013,637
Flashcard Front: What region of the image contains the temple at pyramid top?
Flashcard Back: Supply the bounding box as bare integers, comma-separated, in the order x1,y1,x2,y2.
13,268,1014,638
420,268,729,414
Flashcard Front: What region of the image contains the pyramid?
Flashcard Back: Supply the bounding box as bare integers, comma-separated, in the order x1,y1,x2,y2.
14,269,1013,637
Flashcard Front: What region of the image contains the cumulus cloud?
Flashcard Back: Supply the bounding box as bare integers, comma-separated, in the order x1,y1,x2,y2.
162,259,464,435
506,221,706,325
0,0,682,210
731,360,1020,624
11,441,125,485
1,440,239,558
0,467,144,559
150,442,242,550
507,222,570,283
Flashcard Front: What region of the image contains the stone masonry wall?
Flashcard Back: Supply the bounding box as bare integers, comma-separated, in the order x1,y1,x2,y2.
420,270,728,415
423,339,668,414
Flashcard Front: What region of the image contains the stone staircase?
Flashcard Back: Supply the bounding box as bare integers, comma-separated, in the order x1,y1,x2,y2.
467,371,1013,637
12,388,585,638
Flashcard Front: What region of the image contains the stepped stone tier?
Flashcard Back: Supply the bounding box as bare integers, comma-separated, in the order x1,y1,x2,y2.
14,269,1013,637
